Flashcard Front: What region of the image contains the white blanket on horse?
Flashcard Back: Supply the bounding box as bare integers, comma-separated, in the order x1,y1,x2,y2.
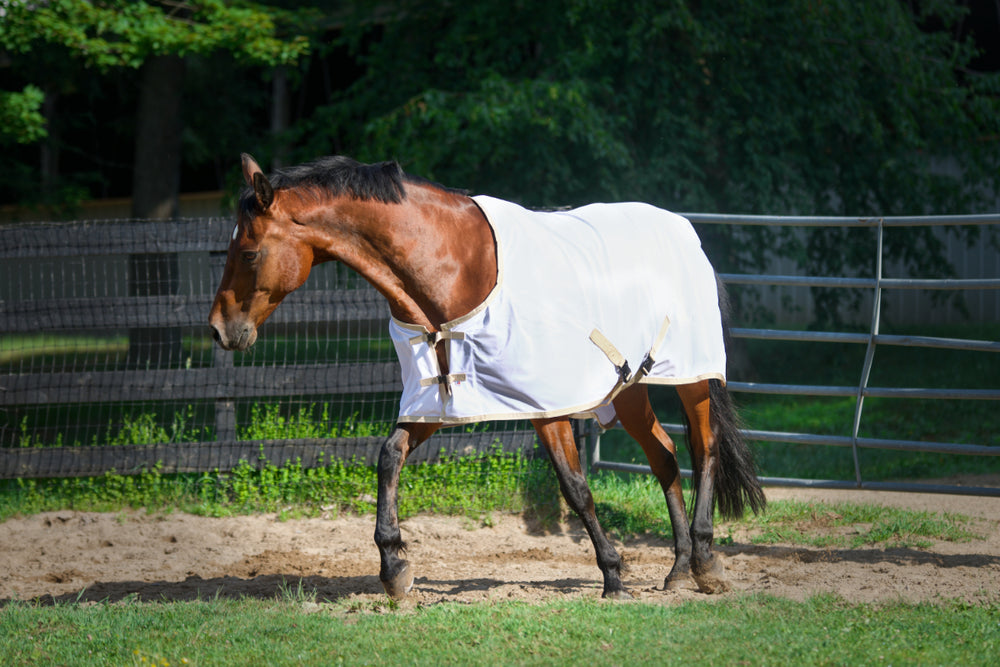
389,195,726,427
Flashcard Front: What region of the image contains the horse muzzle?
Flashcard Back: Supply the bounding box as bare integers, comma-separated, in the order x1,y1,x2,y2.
209,318,257,351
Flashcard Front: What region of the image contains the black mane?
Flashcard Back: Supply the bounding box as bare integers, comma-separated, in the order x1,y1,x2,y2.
238,155,463,216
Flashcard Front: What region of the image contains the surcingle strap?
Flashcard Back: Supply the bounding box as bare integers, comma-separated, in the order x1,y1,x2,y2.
589,328,632,384
589,314,673,413
632,316,671,383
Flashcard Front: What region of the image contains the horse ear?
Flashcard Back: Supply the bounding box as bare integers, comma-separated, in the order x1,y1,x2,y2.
241,153,274,212
241,153,261,185
252,172,274,211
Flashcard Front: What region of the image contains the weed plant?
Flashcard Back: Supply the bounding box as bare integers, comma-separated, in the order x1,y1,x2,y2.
0,446,563,524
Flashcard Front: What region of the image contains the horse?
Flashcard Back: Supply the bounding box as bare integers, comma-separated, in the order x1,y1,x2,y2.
209,153,766,600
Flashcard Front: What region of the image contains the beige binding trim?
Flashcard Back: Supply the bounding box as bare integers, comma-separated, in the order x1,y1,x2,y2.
389,197,504,335
388,200,505,419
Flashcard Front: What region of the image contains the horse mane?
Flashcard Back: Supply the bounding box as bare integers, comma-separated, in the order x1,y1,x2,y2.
238,155,464,216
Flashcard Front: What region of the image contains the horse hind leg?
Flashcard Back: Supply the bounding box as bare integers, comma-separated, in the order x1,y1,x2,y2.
613,384,697,591
675,380,732,592
532,417,630,599
676,379,766,594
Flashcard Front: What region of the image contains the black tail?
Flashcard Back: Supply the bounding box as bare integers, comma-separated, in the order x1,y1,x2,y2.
707,378,766,519
683,276,766,520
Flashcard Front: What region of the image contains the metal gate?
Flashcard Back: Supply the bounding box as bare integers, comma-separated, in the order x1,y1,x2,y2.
585,213,1000,497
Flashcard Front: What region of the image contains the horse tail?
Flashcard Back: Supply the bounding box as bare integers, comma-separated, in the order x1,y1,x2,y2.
684,275,767,519
708,377,766,519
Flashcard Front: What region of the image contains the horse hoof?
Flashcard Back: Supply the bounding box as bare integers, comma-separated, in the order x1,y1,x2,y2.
381,561,414,600
664,574,698,591
693,558,730,594
602,587,633,601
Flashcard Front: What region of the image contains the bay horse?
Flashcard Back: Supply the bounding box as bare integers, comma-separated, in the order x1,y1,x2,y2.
209,153,766,599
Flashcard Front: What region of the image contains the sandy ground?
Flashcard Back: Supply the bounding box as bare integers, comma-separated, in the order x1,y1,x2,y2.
1,482,998,607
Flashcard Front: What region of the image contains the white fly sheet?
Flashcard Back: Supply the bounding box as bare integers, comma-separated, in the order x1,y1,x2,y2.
390,195,726,427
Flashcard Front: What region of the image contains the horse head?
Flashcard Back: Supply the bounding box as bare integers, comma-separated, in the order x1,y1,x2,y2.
208,154,316,351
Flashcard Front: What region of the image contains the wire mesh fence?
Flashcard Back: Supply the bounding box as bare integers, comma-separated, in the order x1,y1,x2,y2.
0,218,535,478
3,214,998,492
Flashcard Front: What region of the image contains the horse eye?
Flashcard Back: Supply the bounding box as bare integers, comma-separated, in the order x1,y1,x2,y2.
241,251,259,263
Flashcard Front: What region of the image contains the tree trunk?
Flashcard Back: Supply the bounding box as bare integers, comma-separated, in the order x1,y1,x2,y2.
39,86,59,199
128,55,185,370
271,66,290,169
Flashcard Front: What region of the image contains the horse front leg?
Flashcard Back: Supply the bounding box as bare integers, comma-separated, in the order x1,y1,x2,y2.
532,417,630,599
374,422,439,600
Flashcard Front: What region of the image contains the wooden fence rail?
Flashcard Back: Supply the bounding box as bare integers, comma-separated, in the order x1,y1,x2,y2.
0,218,535,479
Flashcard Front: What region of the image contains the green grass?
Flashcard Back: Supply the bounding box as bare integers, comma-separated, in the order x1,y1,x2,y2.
733,498,979,549
2,594,997,666
0,334,128,365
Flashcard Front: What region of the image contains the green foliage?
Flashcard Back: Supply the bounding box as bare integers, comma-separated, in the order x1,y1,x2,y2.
0,85,47,145
322,0,999,215
311,0,1000,325
0,0,314,176
0,446,559,522
0,0,312,70
238,404,391,441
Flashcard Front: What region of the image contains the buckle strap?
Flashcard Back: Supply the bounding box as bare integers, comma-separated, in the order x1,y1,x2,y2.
408,330,465,346
589,329,632,383
419,373,467,388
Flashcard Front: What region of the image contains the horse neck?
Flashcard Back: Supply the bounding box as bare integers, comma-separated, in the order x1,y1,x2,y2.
311,185,497,330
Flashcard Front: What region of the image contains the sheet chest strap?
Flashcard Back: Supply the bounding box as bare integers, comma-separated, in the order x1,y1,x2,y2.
419,373,467,388
408,330,465,347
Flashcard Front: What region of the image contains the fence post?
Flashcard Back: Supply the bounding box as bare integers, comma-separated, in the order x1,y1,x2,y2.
850,217,884,489
213,345,237,443
209,249,237,444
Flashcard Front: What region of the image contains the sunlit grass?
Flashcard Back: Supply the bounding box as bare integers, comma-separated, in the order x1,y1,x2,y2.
1,595,996,666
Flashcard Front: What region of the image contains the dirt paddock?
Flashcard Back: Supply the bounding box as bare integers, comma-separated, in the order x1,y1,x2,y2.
2,483,998,607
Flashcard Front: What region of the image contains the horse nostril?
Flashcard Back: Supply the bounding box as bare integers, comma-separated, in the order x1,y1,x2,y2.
210,326,222,343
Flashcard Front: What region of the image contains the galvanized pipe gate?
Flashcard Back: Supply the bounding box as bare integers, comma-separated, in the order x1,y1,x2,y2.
584,213,1000,497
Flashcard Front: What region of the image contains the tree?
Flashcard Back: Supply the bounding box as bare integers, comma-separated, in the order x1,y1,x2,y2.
0,0,312,199
299,0,999,325
1,0,313,365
